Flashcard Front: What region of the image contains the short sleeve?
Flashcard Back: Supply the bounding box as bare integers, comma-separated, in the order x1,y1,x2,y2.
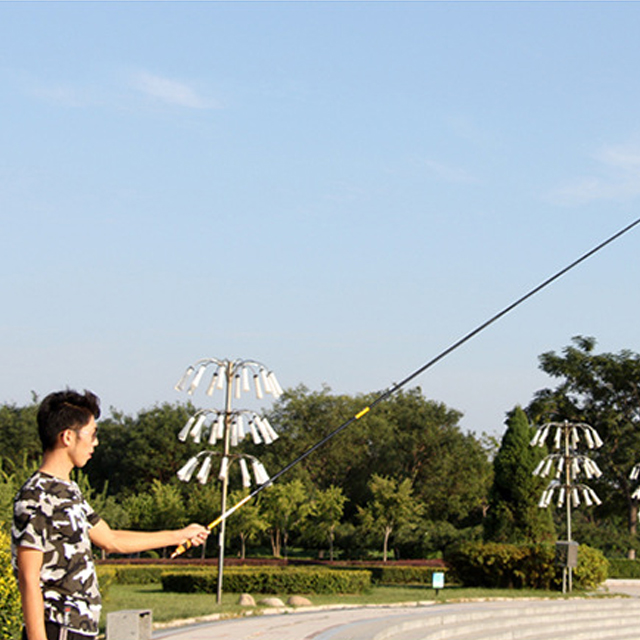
12,498,46,552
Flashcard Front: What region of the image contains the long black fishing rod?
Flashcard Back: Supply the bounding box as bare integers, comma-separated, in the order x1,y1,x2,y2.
172,215,640,558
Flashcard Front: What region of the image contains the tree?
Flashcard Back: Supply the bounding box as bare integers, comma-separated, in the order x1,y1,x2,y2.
260,386,491,534
358,474,422,561
483,406,555,543
0,398,41,469
226,489,267,559
86,402,201,497
123,480,187,556
304,485,347,561
260,480,313,558
528,336,640,556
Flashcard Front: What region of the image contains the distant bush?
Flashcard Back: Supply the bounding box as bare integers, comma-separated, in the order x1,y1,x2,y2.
162,567,371,595
356,565,446,585
607,558,640,579
445,541,607,590
0,526,21,640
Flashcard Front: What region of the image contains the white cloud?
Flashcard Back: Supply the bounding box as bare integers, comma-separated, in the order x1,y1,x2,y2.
132,71,218,109
421,158,481,185
550,143,640,205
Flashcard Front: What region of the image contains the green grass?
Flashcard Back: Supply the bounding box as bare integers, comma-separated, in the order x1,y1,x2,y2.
99,583,578,633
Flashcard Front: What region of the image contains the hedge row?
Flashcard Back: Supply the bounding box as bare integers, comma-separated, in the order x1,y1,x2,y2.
357,565,446,585
161,567,371,595
96,562,443,587
608,558,640,579
445,542,608,590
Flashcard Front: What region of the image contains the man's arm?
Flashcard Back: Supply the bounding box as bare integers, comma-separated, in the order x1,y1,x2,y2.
16,546,48,640
89,520,209,555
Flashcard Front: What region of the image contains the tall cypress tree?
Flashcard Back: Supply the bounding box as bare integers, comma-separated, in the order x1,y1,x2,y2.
483,406,555,543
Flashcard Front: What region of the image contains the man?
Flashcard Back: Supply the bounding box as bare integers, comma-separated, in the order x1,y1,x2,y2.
11,389,209,640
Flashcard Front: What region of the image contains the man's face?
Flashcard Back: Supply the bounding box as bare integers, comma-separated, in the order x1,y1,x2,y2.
68,417,99,468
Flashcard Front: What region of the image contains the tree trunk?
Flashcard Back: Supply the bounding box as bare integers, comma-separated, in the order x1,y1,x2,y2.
629,500,638,559
382,526,392,562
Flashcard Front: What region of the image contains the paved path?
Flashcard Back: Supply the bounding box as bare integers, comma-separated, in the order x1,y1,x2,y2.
151,580,640,640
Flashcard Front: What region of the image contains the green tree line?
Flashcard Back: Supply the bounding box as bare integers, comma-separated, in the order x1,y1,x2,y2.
2,336,640,560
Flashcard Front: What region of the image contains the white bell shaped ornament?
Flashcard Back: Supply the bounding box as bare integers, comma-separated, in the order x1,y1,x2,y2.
555,457,565,478
251,459,270,485
237,415,246,441
217,366,226,389
261,417,279,442
632,486,640,500
583,428,595,449
254,416,274,445
570,428,579,448
533,459,545,476
205,373,218,397
178,416,196,442
234,374,242,399
557,487,566,507
175,366,195,392
190,413,208,444
177,456,200,482
267,372,284,398
554,426,563,450
196,456,213,484
239,458,251,488
571,487,581,507
218,456,229,481
242,367,251,392
572,458,583,479
249,419,263,445
254,374,264,399
630,465,640,481
207,423,218,445
230,420,239,448
591,428,604,448
216,414,225,440
541,458,554,477
582,488,593,506
588,486,602,506
260,368,273,395
188,365,207,395
538,488,551,509
530,428,542,447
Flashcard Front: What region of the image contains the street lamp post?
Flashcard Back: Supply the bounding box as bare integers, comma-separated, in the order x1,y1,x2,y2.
531,420,603,593
174,358,282,604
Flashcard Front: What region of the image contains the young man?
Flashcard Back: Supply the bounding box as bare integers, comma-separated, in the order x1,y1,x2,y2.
11,389,209,640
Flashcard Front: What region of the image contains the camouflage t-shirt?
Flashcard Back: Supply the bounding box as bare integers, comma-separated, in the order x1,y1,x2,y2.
11,471,102,636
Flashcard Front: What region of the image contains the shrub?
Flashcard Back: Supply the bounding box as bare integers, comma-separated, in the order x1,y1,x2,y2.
607,558,640,579
358,565,446,585
573,544,608,589
0,526,22,640
445,541,607,590
162,567,371,595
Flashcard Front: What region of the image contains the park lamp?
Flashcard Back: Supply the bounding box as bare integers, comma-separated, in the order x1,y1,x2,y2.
178,452,271,488
174,358,284,401
530,421,604,451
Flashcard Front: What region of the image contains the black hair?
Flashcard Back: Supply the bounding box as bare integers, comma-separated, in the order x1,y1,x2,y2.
37,389,101,451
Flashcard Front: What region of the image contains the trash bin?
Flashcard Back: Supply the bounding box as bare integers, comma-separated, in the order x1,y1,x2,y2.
106,609,152,640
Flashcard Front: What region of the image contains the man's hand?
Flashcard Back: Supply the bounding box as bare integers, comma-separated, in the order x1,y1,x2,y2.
180,523,210,547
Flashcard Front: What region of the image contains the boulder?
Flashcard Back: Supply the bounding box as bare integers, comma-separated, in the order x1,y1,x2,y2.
287,595,313,606
259,597,286,607
238,593,256,606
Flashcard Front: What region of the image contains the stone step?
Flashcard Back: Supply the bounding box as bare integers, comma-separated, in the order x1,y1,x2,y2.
347,599,640,640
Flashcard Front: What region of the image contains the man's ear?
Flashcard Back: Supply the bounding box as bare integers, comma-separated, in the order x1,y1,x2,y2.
60,429,75,447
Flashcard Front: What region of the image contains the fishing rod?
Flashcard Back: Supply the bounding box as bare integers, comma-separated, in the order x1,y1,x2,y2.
171,215,640,558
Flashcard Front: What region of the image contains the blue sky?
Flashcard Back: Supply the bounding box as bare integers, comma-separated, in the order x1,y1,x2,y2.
2,2,640,437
